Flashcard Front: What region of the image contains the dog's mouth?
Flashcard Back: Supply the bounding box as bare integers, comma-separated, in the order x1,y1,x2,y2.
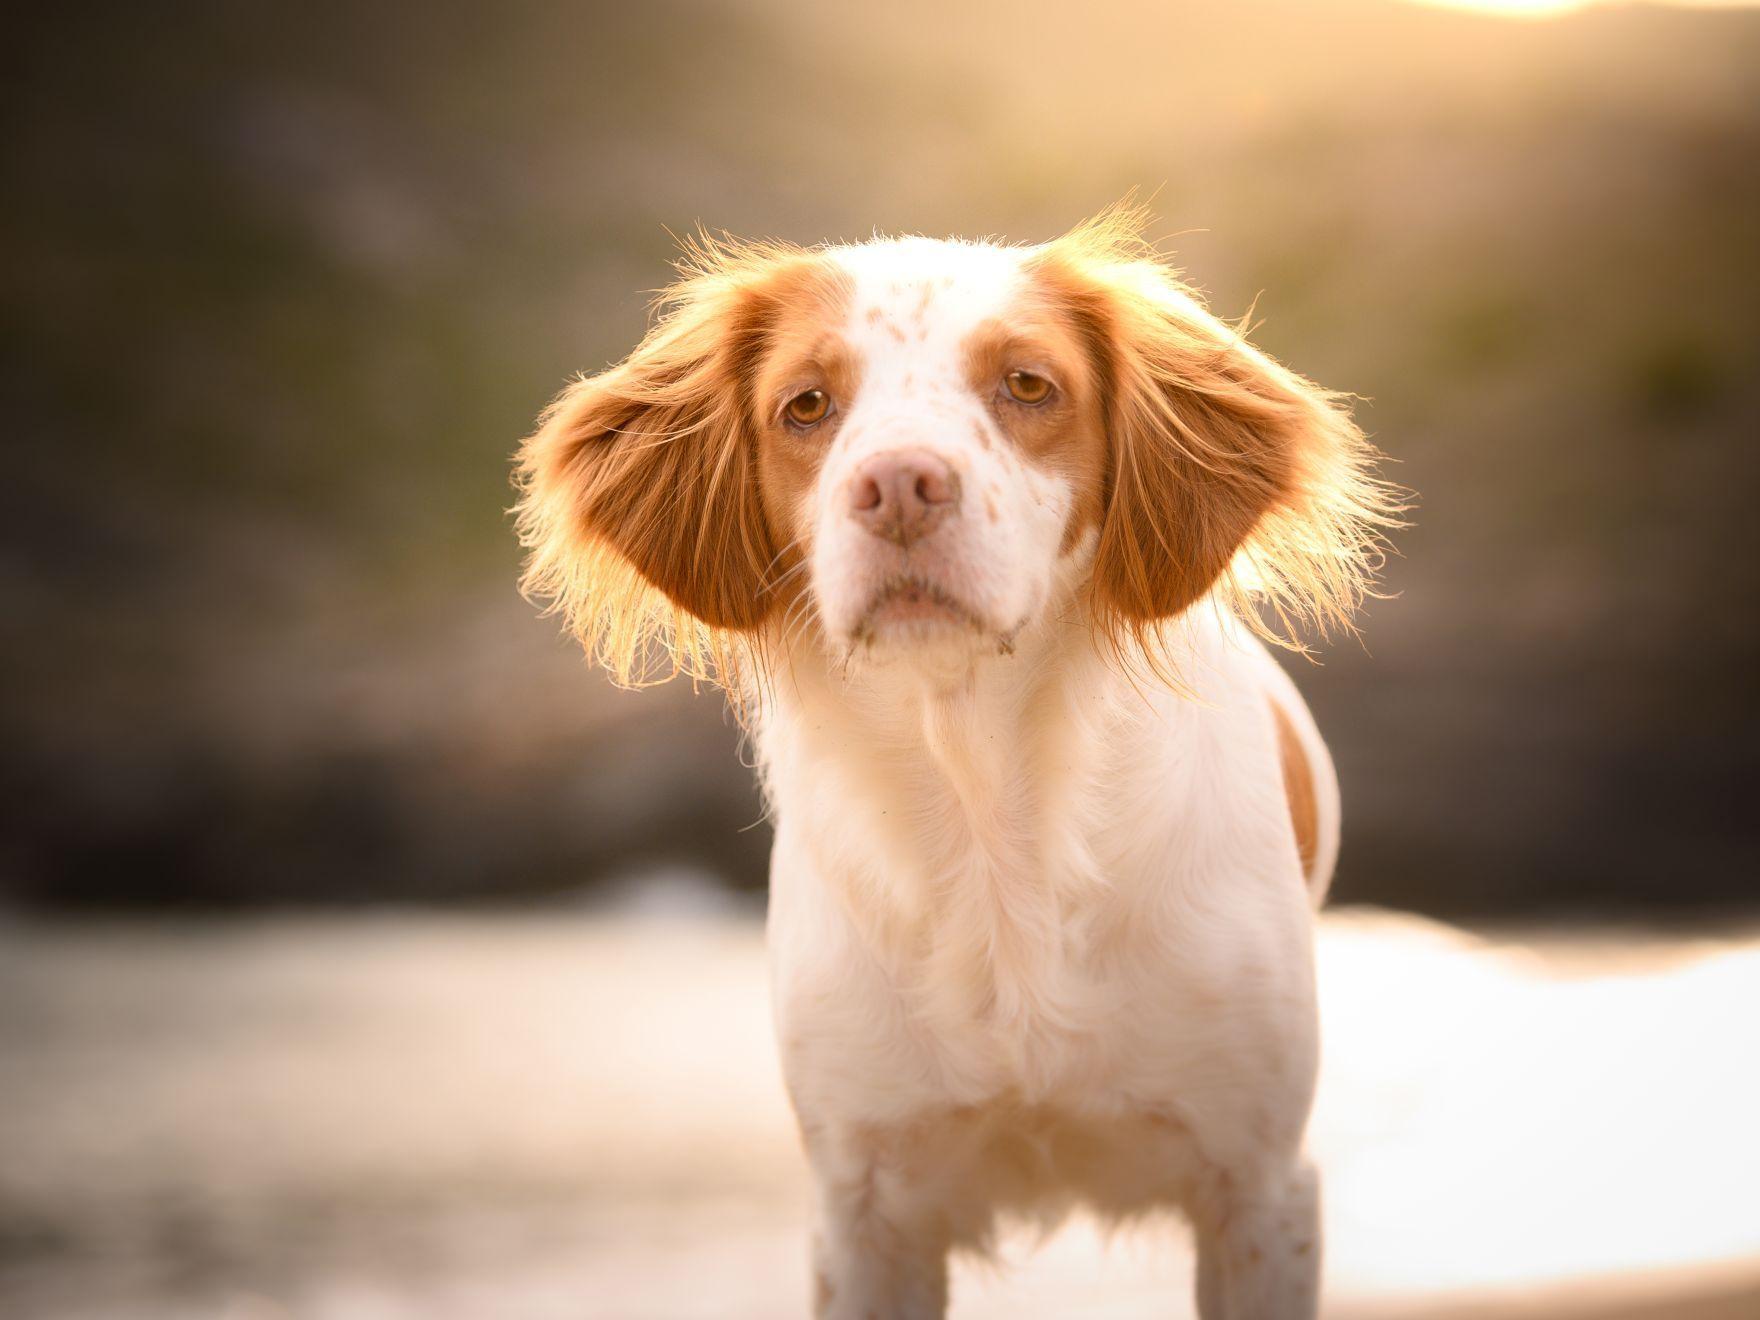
852,575,986,642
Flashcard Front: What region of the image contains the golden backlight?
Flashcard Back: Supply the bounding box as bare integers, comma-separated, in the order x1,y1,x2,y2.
1413,0,1593,14
1410,0,1757,15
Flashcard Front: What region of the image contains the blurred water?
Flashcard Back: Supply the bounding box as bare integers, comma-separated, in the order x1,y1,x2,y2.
2,906,1757,1318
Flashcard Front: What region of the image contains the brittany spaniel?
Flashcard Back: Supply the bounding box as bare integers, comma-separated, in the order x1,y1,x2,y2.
516,211,1396,1319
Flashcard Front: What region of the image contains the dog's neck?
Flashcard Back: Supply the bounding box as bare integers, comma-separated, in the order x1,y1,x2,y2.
754,596,1217,1080
765,595,1113,845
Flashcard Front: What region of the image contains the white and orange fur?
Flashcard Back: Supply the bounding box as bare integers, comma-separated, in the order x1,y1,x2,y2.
515,210,1398,1319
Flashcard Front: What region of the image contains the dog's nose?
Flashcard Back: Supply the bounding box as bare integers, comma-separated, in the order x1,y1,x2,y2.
847,449,960,547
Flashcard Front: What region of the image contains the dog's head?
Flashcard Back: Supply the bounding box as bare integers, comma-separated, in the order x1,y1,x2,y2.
516,211,1395,686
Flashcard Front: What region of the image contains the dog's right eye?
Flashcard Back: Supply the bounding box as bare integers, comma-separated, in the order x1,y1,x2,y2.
785,389,832,427
1003,371,1053,405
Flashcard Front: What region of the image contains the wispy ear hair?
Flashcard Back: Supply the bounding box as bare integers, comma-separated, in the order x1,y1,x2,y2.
1033,205,1408,663
512,234,828,689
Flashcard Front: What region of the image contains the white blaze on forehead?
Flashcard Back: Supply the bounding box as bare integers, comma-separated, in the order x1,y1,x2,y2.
828,237,1027,390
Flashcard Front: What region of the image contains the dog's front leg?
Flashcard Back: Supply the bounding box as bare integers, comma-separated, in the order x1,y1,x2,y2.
1191,1156,1321,1320
804,1120,952,1320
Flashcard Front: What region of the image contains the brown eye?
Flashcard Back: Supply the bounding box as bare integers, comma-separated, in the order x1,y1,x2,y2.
1004,371,1053,405
785,389,831,426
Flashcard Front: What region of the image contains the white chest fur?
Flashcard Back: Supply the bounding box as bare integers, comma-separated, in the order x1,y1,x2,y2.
760,609,1319,1126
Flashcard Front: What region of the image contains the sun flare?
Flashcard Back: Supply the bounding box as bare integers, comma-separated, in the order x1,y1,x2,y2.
1413,0,1590,14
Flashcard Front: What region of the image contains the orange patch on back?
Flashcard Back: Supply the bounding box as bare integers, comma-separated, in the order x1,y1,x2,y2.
1270,698,1320,886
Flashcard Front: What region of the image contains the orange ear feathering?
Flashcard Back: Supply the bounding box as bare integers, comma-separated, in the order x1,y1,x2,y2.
1033,207,1405,657
513,237,828,686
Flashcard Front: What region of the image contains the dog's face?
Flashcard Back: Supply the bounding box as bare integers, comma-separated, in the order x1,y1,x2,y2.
516,214,1390,683
753,238,1106,669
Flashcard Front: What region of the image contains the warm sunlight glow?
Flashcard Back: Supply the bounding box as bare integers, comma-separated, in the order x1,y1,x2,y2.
1409,0,1760,16
1413,0,1591,14
1312,914,1760,1303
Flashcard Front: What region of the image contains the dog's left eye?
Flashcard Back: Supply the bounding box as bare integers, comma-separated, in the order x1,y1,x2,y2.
1003,371,1053,405
785,389,832,426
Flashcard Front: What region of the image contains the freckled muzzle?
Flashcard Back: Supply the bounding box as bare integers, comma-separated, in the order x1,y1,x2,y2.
810,417,1061,659
826,444,998,647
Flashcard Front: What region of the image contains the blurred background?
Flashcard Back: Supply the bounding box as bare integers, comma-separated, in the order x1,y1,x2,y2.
3,0,1758,1316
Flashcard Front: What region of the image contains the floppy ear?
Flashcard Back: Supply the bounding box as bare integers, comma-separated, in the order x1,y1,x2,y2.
514,264,784,681
1037,220,1397,644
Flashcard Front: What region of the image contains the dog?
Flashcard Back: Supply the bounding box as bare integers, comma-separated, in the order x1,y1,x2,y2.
515,209,1396,1319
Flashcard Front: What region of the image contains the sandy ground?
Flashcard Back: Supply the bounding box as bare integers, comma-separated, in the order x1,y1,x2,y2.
2,898,1758,1319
